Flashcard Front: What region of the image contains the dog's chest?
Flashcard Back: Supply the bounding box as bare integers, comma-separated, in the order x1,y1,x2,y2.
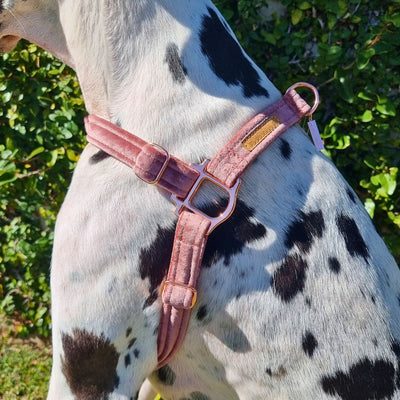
53,120,400,400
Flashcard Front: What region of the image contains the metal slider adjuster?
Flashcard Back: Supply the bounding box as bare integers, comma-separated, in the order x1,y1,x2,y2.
170,160,241,235
162,280,198,309
138,144,170,184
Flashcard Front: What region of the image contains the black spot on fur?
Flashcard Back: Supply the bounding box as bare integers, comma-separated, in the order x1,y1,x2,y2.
265,366,287,378
133,349,140,358
285,210,325,253
202,199,267,267
165,43,187,84
391,341,400,388
90,150,111,164
321,358,396,400
124,354,131,368
336,213,369,261
139,200,265,303
328,257,341,274
128,337,137,349
190,392,211,400
279,138,292,160
346,187,357,204
157,364,176,386
200,7,269,98
196,305,208,322
271,254,308,302
125,327,132,337
139,226,176,308
61,329,120,400
302,331,318,358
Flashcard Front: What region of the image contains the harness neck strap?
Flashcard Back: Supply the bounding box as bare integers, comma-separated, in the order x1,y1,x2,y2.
84,84,316,369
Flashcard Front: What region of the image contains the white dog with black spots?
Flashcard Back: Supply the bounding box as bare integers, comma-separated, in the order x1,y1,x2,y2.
1,1,399,399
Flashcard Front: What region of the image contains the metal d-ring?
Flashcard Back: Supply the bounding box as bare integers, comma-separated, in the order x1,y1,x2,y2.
286,82,320,117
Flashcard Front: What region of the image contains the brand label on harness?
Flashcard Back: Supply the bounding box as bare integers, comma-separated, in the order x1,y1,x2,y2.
241,115,281,151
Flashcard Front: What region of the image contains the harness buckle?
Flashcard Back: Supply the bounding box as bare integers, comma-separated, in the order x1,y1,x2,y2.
137,144,170,185
161,280,198,309
171,160,241,235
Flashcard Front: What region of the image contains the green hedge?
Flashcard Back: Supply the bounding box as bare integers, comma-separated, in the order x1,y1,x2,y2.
0,45,86,336
1,0,399,337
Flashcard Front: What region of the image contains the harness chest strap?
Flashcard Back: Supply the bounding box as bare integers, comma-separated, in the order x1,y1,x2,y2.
84,84,317,368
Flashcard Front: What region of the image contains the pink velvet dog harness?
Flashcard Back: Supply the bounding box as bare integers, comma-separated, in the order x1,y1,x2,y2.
84,83,321,369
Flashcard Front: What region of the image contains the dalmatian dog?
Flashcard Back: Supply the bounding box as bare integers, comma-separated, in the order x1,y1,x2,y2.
1,1,400,399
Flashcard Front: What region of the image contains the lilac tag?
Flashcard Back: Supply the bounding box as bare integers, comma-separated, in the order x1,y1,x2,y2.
308,119,324,151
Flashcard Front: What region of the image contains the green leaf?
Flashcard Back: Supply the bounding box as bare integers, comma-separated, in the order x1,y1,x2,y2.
26,146,45,160
357,91,374,101
338,77,354,103
376,100,396,117
335,135,351,149
389,13,400,28
46,150,59,167
364,198,375,218
359,110,373,122
66,149,80,162
356,48,376,70
298,2,311,10
388,212,400,227
263,33,277,45
371,171,397,197
291,9,303,25
0,174,18,186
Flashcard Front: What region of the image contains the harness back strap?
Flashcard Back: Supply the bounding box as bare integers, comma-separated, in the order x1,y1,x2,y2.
84,84,317,369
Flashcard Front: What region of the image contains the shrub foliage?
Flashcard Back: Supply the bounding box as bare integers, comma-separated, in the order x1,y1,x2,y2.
0,45,86,336
1,0,399,336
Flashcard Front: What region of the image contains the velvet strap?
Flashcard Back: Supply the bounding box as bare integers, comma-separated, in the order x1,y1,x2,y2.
84,86,314,369
157,211,210,367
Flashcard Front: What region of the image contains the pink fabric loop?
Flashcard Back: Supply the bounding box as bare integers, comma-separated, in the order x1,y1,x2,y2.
157,305,191,368
207,89,311,186
85,115,144,167
161,211,210,309
85,115,199,198
157,211,210,367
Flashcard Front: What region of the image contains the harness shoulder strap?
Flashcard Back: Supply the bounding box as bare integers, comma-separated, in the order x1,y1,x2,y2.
84,83,321,370
157,211,210,367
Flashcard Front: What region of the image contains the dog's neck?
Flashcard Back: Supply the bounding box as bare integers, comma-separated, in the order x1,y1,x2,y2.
56,0,281,155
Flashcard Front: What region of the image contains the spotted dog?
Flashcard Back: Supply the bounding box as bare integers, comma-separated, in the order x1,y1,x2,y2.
1,1,400,399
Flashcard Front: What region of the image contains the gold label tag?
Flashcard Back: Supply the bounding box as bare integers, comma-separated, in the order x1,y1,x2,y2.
241,115,281,151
